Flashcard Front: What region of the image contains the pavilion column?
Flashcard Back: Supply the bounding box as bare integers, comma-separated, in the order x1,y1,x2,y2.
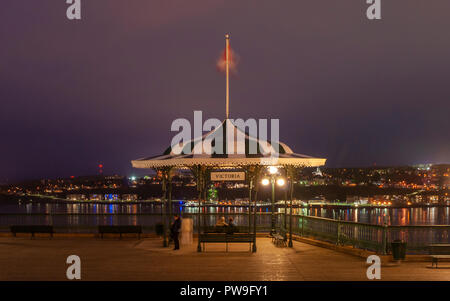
253,183,259,252
202,169,211,230
251,166,262,253
160,168,168,247
197,166,203,252
249,180,253,233
286,166,296,248
197,185,202,252
284,171,288,230
167,167,173,223
191,165,205,252
245,167,253,234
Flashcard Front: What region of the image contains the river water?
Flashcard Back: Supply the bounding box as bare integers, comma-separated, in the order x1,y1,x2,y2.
1,198,450,226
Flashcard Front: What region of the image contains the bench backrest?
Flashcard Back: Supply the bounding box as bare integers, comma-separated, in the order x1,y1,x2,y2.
98,225,142,233
203,226,244,234
429,244,450,255
279,228,287,239
226,234,253,242
200,234,227,242
10,225,53,233
200,233,253,242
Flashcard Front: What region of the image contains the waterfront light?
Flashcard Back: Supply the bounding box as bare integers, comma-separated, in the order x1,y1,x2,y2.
276,178,285,186
262,178,270,186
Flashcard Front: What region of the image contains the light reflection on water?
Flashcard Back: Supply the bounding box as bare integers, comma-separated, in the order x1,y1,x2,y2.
2,201,450,226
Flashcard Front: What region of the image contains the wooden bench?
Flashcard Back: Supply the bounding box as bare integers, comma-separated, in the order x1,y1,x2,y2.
428,244,450,268
199,233,253,252
272,228,287,247
10,225,54,238
203,226,243,234
98,225,142,239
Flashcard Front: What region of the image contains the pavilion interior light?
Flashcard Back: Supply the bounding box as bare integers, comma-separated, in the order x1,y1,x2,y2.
268,166,278,175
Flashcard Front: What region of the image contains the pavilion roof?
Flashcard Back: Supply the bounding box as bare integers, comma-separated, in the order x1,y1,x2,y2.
131,119,326,169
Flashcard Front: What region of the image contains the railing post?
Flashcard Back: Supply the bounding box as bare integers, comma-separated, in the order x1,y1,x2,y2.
381,223,388,255
301,215,304,237
337,221,341,245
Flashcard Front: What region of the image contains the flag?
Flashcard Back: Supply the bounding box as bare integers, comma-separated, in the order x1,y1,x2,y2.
216,43,239,73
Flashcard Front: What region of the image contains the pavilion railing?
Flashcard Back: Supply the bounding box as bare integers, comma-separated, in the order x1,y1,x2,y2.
1,213,449,254
284,215,387,253
284,214,450,254
0,213,272,234
386,225,450,254
0,213,165,233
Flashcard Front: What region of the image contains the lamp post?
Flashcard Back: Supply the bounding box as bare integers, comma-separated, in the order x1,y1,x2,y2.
286,167,295,248
161,169,168,247
262,166,285,235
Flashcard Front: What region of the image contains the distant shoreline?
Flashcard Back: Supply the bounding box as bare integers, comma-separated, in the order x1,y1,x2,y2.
1,193,449,209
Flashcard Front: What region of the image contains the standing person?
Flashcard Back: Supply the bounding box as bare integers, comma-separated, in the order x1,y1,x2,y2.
170,214,181,250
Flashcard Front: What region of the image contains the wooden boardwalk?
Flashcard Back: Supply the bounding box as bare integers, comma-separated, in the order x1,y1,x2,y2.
0,237,449,281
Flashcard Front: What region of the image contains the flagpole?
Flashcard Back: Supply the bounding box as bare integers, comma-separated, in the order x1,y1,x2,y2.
225,33,230,119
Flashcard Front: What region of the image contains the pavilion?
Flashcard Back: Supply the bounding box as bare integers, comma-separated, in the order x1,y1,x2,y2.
131,34,326,252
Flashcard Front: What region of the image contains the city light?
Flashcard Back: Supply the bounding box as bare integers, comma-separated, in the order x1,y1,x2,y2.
261,178,270,186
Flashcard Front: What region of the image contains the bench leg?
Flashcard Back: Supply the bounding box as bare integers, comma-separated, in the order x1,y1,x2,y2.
226,242,228,252
31,232,34,239
432,258,438,268
120,233,122,239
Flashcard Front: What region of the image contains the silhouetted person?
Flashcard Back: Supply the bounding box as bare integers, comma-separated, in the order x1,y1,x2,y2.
170,214,181,250
215,216,228,232
227,217,236,234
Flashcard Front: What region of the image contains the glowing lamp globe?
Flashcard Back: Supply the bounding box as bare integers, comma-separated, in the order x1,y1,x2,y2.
276,178,285,186
268,166,278,174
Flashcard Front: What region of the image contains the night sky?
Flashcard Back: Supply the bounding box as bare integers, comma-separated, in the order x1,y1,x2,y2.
1,0,449,182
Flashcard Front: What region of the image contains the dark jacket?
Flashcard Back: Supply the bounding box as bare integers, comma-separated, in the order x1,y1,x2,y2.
171,218,181,234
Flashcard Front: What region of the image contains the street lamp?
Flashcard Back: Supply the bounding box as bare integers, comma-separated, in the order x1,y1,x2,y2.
276,178,285,186
262,166,285,235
